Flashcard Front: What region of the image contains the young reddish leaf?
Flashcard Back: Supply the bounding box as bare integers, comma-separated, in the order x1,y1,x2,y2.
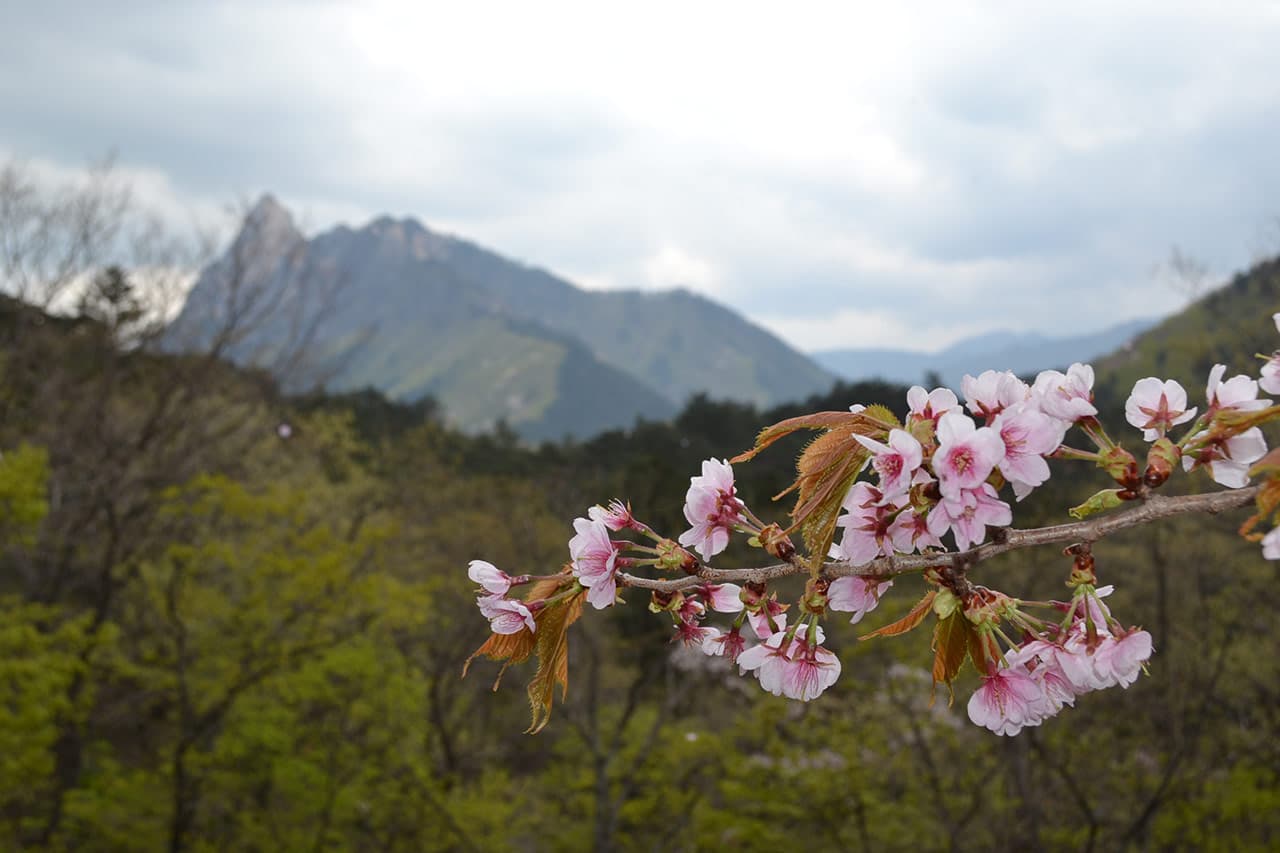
931,611,974,703
731,410,885,464
462,571,573,689
1239,473,1280,535
968,627,998,675
732,405,899,567
860,589,936,640
525,587,586,734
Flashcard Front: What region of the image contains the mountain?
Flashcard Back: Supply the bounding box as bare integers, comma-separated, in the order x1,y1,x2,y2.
812,317,1158,389
168,197,836,440
1092,256,1280,407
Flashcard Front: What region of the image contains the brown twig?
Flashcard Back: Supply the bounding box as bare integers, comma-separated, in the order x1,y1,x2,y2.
617,486,1259,593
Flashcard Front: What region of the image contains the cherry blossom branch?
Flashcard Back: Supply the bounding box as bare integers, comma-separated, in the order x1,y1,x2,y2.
617,486,1258,594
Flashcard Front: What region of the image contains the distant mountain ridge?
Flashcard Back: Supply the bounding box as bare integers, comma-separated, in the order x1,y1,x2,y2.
813,318,1158,389
169,197,836,440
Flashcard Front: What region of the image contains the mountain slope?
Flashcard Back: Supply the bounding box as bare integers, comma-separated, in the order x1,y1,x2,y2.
170,199,677,439
813,317,1157,388
170,197,837,439
369,221,837,407
1092,257,1280,407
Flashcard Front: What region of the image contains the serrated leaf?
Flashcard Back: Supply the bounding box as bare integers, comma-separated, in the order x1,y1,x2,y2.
730,406,899,567
525,588,586,734
968,628,997,675
731,410,892,464
462,570,573,688
462,630,536,686
931,612,973,704
792,431,873,566
860,590,936,640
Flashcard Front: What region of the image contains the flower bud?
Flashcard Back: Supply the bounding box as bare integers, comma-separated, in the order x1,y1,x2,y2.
1143,438,1180,488
648,590,683,614
933,588,961,619
758,523,796,561
799,577,829,615
655,539,699,574
740,582,766,609
1069,488,1125,519
1098,446,1140,488
963,587,1011,626
1065,543,1097,587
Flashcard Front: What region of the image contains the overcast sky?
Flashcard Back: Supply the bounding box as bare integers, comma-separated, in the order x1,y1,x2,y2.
3,1,1279,352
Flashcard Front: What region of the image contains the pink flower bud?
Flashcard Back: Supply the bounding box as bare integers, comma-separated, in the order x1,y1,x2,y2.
1031,363,1097,422
468,560,516,595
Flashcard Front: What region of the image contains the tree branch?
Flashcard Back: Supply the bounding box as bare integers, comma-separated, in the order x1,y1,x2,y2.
618,486,1258,593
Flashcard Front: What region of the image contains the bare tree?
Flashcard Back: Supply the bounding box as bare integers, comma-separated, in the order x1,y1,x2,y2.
0,156,357,844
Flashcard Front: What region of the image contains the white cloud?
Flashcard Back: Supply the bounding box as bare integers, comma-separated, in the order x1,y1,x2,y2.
643,245,721,293
2,1,1279,354
756,308,988,354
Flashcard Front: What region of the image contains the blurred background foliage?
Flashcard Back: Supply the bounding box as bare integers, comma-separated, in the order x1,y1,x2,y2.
0,252,1278,852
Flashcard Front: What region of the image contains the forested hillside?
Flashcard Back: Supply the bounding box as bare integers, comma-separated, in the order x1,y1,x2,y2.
2,251,1279,849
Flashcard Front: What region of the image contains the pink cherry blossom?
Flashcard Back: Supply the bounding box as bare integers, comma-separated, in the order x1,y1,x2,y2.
736,632,792,693
1031,363,1098,422
468,560,517,595
967,666,1046,736
827,576,893,624
700,626,748,663
477,595,537,635
1124,377,1196,440
1182,427,1268,488
780,636,842,701
831,482,894,565
926,484,1012,551
907,385,960,423
1056,636,1107,694
1091,628,1153,689
1007,640,1078,715
1262,527,1280,560
588,499,637,532
678,458,746,560
963,370,1029,421
673,618,716,648
699,582,744,613
1260,356,1280,395
933,413,1006,500
569,516,619,609
992,407,1064,500
747,602,788,639
854,429,923,499
1206,364,1269,415
677,596,706,624
888,507,942,553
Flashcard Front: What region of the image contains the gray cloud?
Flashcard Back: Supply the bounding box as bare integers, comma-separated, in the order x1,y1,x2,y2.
3,2,1279,352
